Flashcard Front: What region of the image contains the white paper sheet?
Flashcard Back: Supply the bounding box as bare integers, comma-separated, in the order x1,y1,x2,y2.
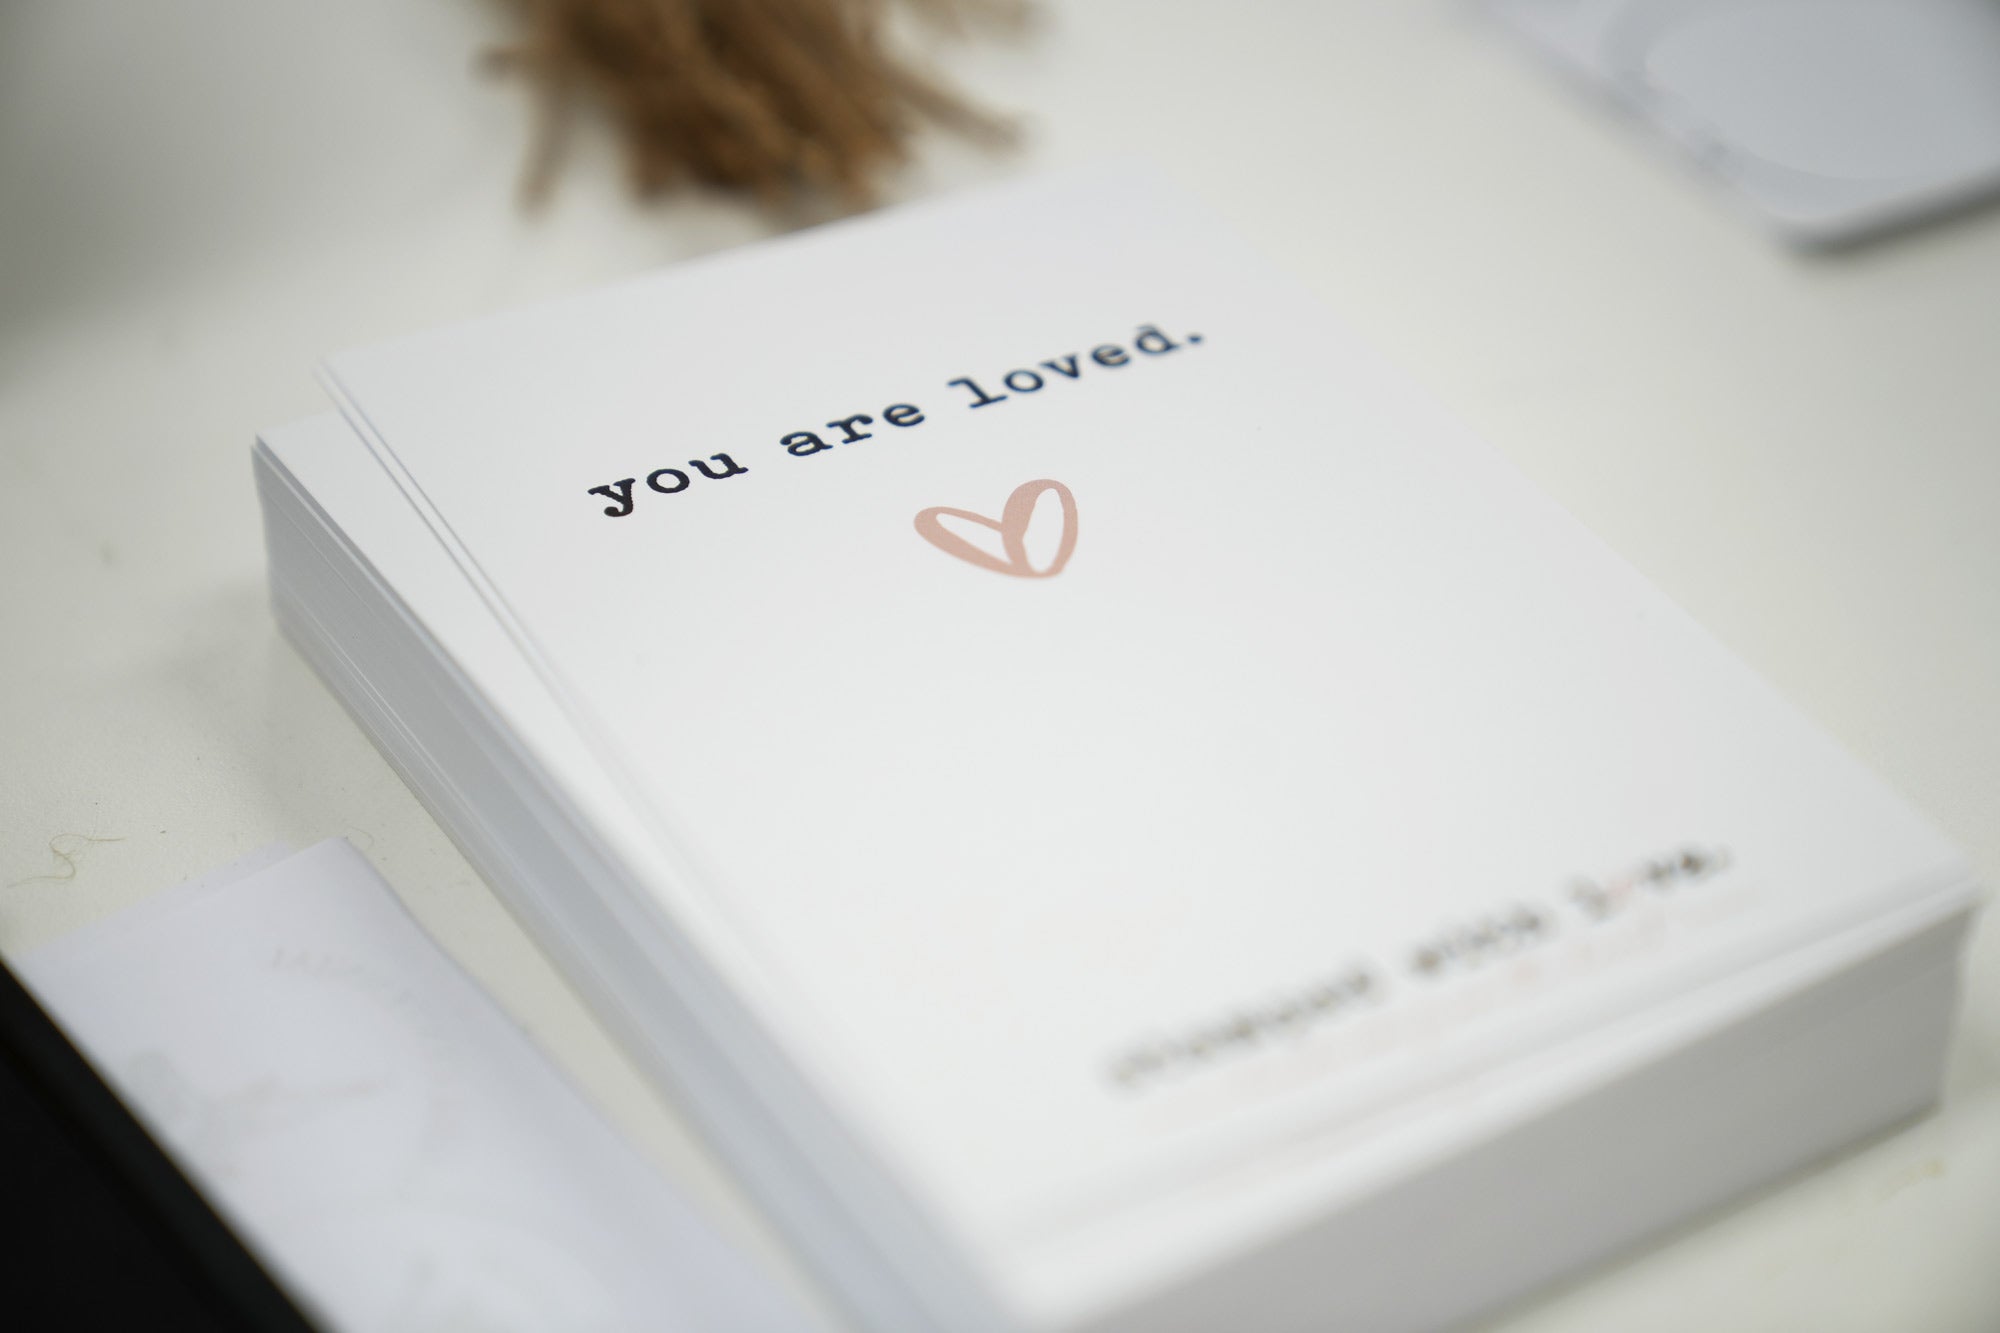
18,839,824,1333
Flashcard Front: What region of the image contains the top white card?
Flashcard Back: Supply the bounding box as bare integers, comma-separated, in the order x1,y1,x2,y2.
318,166,1973,1318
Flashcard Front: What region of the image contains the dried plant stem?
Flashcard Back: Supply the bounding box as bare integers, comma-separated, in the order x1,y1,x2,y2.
488,0,1021,207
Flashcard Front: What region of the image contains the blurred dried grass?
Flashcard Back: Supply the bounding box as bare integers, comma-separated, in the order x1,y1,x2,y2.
489,0,1024,206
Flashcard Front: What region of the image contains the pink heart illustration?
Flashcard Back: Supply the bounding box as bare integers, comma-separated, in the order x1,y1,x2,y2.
913,479,1077,578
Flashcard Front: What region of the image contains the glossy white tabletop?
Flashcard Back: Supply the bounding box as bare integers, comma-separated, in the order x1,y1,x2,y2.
3,3,1995,1328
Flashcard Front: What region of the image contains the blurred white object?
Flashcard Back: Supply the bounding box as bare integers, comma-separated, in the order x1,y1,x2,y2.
1489,0,2000,243
18,840,825,1333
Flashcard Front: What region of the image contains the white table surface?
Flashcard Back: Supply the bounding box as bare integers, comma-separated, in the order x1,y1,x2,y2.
3,2,1996,1329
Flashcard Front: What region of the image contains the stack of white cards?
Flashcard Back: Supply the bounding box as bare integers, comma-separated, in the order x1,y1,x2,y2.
256,169,1981,1333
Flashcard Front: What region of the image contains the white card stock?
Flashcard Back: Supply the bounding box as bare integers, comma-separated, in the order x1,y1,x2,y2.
258,166,1980,1331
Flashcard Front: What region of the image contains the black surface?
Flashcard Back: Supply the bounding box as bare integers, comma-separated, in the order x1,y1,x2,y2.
0,955,317,1332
